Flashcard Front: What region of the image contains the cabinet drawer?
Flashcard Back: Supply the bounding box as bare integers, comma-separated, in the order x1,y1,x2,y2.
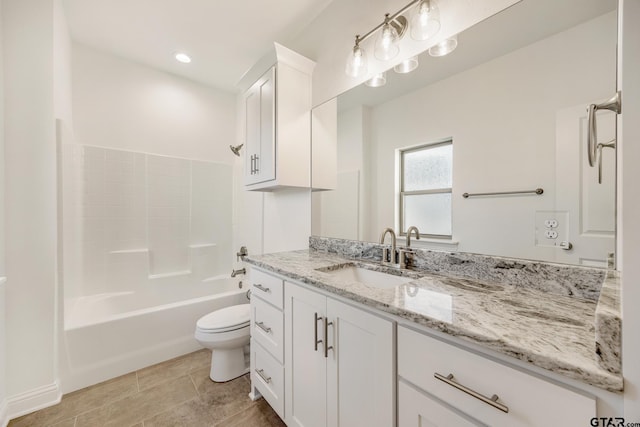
251,339,284,419
399,380,480,427
398,326,595,427
249,268,284,309
251,296,284,363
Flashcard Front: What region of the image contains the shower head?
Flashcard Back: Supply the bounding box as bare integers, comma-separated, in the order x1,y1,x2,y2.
230,144,243,157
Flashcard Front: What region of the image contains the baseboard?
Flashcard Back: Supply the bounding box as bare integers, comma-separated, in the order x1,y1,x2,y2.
6,381,61,421
0,397,9,427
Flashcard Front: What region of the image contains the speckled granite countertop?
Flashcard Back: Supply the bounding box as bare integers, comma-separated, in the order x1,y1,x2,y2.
245,249,623,392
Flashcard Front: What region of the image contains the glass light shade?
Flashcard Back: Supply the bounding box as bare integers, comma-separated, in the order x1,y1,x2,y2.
374,22,400,61
428,35,458,57
345,44,368,78
394,56,419,74
365,72,387,88
410,0,441,41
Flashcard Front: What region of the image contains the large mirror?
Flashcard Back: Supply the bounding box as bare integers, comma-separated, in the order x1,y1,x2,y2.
311,0,617,267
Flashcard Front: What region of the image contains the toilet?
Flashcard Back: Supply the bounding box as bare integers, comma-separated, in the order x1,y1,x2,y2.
195,304,251,382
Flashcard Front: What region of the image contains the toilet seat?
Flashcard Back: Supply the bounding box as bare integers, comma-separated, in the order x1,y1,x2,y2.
196,304,250,333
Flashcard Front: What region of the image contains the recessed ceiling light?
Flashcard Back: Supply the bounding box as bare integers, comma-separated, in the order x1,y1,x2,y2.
175,53,191,64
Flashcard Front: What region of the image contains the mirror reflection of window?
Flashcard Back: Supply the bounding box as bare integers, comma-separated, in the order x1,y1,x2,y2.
399,139,452,238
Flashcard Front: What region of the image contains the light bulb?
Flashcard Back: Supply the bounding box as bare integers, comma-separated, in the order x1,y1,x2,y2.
345,38,368,78
410,0,440,41
428,35,458,57
365,72,387,88
374,15,400,61
394,56,419,74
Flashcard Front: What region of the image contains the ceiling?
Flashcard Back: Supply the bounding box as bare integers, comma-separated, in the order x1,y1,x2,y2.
62,0,334,92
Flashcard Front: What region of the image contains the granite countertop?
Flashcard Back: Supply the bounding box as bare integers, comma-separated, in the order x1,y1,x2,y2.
245,249,623,392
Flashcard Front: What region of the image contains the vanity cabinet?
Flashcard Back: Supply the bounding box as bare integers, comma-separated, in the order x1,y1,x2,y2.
242,43,315,191
249,268,286,418
284,282,395,427
397,326,596,426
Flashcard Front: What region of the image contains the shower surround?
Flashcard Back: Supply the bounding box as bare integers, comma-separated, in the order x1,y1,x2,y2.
59,142,240,392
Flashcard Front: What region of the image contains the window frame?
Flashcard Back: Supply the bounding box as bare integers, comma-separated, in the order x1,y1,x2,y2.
398,139,453,239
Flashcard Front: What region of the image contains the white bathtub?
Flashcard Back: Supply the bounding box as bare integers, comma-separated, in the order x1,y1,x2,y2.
60,276,248,392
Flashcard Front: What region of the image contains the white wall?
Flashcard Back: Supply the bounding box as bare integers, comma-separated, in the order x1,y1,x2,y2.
313,105,371,240
619,0,640,418
53,0,72,125
364,12,615,261
232,164,312,258
3,0,60,411
0,0,7,424
72,43,236,162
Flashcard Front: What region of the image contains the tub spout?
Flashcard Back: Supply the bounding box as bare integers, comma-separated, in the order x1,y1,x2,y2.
231,268,246,278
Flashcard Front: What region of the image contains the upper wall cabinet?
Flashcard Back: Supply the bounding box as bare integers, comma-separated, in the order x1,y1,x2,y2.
240,43,316,191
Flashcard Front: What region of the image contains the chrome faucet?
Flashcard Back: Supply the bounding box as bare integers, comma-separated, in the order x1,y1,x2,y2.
379,228,397,265
231,268,246,278
400,226,420,268
406,226,420,247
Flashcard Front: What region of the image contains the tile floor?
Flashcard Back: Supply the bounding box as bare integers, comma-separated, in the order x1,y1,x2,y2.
9,349,285,427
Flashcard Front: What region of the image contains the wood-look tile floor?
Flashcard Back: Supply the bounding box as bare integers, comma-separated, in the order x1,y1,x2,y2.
9,349,285,427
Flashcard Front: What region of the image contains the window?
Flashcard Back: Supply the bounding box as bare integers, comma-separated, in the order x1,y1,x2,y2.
399,140,452,238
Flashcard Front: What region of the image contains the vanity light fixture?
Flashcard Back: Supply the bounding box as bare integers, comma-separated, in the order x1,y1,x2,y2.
345,0,447,79
365,72,387,88
345,36,368,78
428,34,458,57
410,0,441,41
394,56,419,74
175,52,192,63
374,14,404,60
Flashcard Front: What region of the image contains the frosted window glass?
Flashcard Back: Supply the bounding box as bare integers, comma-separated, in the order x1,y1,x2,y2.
403,193,452,236
403,144,452,191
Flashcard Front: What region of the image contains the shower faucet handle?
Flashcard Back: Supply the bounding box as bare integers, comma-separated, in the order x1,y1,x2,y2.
236,246,248,261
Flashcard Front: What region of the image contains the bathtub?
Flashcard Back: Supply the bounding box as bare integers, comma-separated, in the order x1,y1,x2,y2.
60,276,248,393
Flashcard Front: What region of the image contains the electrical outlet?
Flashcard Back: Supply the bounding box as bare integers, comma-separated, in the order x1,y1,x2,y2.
545,230,558,239
535,211,568,248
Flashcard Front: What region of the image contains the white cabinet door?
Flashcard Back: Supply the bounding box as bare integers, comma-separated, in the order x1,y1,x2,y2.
244,67,275,186
399,381,480,427
326,298,394,427
285,283,327,427
285,283,394,427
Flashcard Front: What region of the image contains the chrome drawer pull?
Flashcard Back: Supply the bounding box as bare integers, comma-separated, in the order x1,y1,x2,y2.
255,321,271,333
254,284,271,293
434,373,509,413
255,368,271,384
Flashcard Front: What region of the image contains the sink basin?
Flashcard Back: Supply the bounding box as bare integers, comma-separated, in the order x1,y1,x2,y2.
321,266,413,289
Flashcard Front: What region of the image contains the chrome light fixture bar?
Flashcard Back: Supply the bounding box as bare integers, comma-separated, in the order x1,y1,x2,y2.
346,0,444,79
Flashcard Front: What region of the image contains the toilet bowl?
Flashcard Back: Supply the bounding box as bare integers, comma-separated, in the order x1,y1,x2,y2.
195,303,251,382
